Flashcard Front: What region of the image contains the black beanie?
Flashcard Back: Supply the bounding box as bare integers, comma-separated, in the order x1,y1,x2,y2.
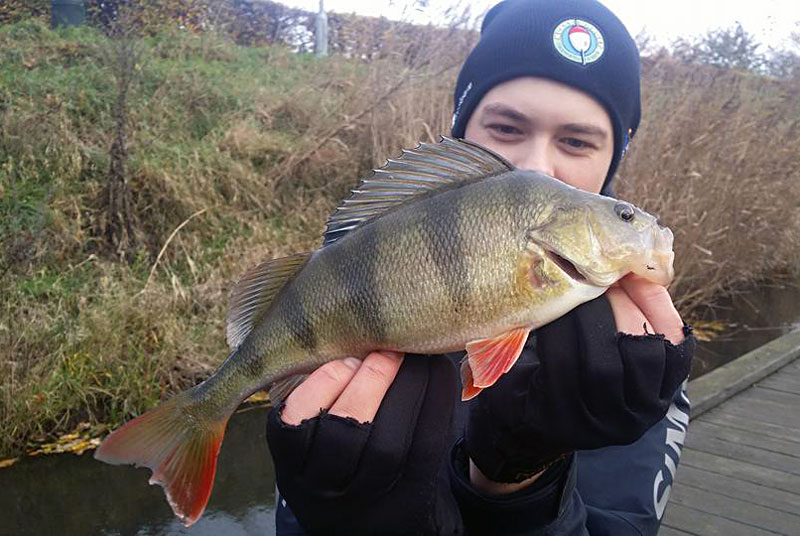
451,0,641,194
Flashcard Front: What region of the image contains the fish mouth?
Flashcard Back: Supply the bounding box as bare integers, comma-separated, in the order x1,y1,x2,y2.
541,248,588,284
635,249,675,286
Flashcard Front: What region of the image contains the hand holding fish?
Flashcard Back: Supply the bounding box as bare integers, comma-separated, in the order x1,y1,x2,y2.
463,293,695,494
268,354,461,535
610,273,685,344
280,351,404,427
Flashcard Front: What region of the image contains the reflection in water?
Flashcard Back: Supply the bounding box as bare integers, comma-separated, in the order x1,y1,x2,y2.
691,277,800,378
3,278,800,535
0,408,276,536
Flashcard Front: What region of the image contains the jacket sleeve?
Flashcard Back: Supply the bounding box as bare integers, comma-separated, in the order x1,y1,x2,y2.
446,382,690,536
275,487,308,535
575,382,691,536
449,446,590,535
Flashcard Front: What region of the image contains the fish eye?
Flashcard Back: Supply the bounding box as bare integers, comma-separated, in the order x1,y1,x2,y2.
614,203,635,222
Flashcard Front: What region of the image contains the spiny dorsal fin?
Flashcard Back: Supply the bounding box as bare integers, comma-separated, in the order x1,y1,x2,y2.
323,137,513,246
226,252,311,350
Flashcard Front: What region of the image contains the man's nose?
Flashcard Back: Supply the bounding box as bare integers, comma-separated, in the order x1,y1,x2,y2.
514,141,555,176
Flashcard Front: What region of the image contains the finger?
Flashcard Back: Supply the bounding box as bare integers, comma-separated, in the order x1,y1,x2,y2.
353,356,458,492
329,351,405,424
281,358,362,425
618,274,684,344
606,285,653,336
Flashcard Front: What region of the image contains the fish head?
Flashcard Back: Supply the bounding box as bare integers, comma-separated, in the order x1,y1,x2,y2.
527,193,674,289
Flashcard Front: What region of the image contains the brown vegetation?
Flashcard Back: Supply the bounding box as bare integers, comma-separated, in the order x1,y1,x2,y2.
618,56,800,313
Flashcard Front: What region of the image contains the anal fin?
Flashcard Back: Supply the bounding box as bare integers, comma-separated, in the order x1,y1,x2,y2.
463,327,530,398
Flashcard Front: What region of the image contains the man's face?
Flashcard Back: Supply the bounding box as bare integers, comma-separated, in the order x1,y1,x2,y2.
463,77,614,194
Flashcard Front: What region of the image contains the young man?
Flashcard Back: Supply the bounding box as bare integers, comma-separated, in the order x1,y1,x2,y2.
268,0,695,533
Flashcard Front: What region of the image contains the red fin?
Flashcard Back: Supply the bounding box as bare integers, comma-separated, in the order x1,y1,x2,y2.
460,360,483,401
465,327,530,389
94,394,229,526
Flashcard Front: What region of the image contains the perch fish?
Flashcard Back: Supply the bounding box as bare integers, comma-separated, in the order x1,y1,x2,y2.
95,137,675,525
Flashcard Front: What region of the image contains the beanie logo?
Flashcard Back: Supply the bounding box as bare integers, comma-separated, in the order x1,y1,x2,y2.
553,19,605,65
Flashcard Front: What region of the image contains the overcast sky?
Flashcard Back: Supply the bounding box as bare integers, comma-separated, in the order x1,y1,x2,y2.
274,0,800,51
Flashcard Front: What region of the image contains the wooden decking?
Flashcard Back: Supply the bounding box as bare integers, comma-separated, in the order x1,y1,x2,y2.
660,355,800,535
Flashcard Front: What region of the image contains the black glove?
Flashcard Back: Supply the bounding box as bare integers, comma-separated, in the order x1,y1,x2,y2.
466,294,695,484
267,354,463,535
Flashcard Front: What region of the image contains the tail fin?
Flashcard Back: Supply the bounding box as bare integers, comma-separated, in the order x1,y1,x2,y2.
94,393,229,526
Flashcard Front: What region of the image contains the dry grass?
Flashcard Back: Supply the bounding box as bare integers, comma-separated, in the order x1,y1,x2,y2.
617,56,800,314
1,19,798,457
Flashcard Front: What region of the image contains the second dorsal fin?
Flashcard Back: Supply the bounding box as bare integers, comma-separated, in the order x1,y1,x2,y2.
323,137,513,246
226,252,311,350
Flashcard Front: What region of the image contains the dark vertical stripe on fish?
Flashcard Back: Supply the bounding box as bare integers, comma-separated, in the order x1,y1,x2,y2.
421,188,471,313
343,223,386,342
500,178,525,248
280,284,317,352
501,177,519,218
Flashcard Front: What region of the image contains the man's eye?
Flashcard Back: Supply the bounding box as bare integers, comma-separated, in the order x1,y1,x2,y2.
489,124,522,136
562,137,593,149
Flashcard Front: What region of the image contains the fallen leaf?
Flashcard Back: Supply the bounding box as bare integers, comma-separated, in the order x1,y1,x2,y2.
0,458,19,469
245,391,269,403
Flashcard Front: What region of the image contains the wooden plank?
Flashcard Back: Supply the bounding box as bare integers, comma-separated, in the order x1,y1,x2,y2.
658,525,696,536
688,331,800,417
679,448,800,494
758,367,800,394
777,360,800,374
661,502,780,536
675,464,800,515
741,384,800,406
762,365,800,384
758,376,800,395
685,431,800,475
688,419,800,458
702,408,800,444
708,398,800,430
670,481,800,535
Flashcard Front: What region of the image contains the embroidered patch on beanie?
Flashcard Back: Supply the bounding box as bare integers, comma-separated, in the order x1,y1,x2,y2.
552,19,605,65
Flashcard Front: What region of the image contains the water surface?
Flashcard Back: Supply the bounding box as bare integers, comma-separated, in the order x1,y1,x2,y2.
0,407,276,536
691,277,800,378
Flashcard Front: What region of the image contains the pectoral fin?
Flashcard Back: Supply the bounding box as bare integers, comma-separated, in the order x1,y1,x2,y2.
460,360,483,401
461,327,530,400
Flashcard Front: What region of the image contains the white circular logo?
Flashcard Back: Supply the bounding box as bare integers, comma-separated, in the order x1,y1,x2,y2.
553,19,605,65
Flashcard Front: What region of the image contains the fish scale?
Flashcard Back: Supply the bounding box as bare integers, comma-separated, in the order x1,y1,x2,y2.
93,137,676,526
